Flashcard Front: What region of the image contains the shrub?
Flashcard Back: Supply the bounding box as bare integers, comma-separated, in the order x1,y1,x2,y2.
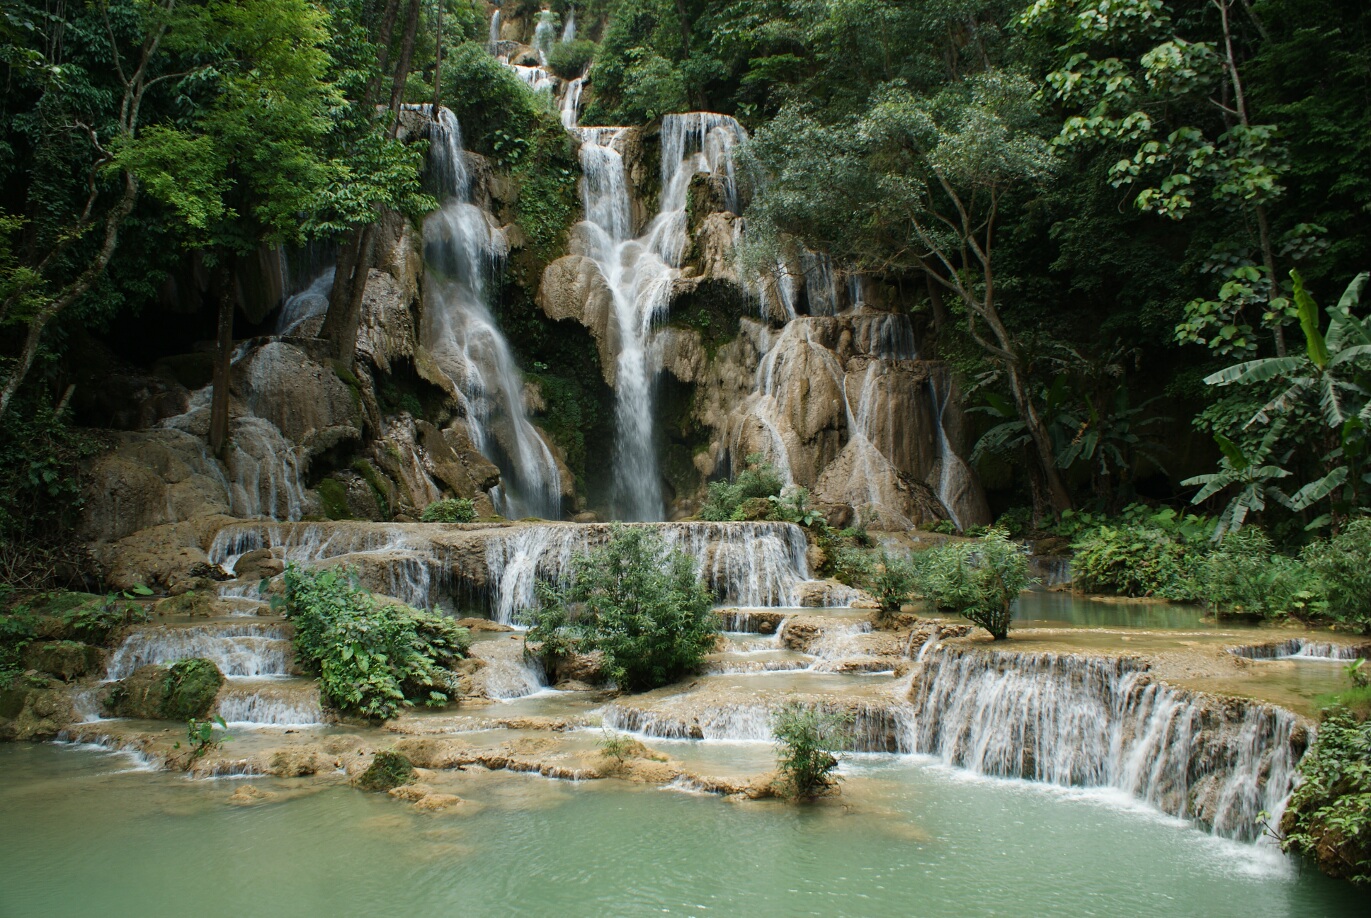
839,549,918,621
916,529,1032,640
169,716,231,770
1280,707,1371,885
420,498,476,523
0,601,37,687
356,750,416,792
1070,523,1205,600
772,703,848,800
525,525,717,692
546,38,596,80
1303,520,1371,632
699,455,784,521
61,594,149,644
283,565,470,719
1195,529,1326,620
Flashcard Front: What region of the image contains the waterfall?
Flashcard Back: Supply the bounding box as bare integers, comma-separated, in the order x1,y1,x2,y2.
906,648,1304,841
483,520,814,623
106,623,294,679
216,681,325,727
423,108,563,520
928,369,977,531
561,9,576,42
559,77,584,129
532,10,557,64
488,9,500,53
575,114,746,519
159,391,306,523
469,639,549,699
275,268,335,335
508,63,556,94
1229,639,1367,661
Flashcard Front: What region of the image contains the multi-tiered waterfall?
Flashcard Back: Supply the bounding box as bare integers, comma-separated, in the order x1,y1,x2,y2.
422,109,563,520
575,113,748,519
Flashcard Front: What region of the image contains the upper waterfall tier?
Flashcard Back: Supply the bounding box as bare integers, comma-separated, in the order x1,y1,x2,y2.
573,114,748,521
207,520,847,622
422,108,563,520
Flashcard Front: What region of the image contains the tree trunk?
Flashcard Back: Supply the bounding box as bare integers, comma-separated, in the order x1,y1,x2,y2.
1006,362,1073,515
208,255,237,456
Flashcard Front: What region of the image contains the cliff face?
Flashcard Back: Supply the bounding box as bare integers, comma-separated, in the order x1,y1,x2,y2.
76,105,989,590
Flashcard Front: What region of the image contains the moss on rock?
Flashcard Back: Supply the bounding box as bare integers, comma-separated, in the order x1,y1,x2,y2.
356,750,416,791
103,659,224,720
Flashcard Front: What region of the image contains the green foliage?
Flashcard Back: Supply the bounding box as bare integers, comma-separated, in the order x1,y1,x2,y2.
1070,523,1203,601
0,399,106,586
1280,707,1371,885
420,498,476,523
170,715,231,770
771,703,848,801
1194,528,1325,620
916,530,1032,640
546,39,597,80
283,565,470,719
699,454,784,521
0,599,37,687
1302,520,1371,632
356,750,416,791
840,549,918,620
317,478,352,520
598,728,634,763
61,595,149,645
524,525,717,692
158,659,225,721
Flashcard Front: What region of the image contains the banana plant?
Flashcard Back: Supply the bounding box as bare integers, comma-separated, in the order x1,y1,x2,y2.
1199,271,1371,528
1204,271,1370,428
1182,423,1293,538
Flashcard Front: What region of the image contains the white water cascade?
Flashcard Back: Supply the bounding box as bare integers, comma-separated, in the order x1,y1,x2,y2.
488,9,501,52
423,108,563,520
928,368,979,531
531,10,557,63
106,623,294,680
906,648,1304,841
575,113,747,519
560,77,584,129
483,520,814,623
561,9,576,43
275,268,335,335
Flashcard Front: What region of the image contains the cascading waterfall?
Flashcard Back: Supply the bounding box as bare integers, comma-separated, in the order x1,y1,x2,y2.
928,369,977,531
106,623,294,680
275,268,335,335
488,9,500,52
217,682,325,727
575,113,746,520
560,9,575,42
484,520,814,623
906,648,1304,841
1229,639,1367,661
158,350,307,522
508,63,556,94
559,77,584,129
423,108,563,520
531,10,557,63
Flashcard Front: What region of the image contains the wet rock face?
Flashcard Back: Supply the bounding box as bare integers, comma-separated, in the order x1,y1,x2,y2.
23,641,102,682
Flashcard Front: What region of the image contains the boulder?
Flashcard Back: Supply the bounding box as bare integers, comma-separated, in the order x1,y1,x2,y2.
537,253,619,385
0,677,75,740
103,659,225,721
23,641,102,681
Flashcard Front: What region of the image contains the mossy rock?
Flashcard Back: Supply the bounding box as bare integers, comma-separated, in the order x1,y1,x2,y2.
23,641,102,681
317,477,353,521
152,592,217,618
734,497,775,522
355,750,416,791
160,658,225,720
103,659,224,720
0,676,74,741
